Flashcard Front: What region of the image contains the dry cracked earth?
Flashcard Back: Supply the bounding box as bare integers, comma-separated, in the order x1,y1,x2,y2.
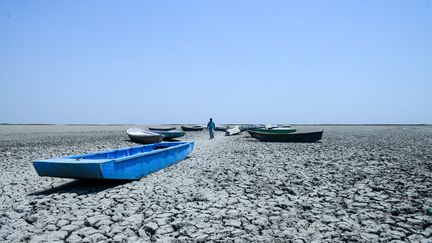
0,125,431,242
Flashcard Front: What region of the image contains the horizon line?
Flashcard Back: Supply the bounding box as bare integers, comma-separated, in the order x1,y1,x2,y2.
0,123,431,126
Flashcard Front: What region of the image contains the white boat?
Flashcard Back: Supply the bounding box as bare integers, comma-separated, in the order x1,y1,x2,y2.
225,126,241,136
270,127,294,131
265,124,279,129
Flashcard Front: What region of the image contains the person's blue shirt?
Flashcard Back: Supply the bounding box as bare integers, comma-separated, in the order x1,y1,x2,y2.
207,121,215,130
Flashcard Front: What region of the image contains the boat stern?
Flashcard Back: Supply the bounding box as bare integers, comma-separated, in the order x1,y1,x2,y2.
33,158,108,179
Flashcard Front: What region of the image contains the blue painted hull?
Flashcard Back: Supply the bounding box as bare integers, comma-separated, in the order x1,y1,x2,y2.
33,142,194,180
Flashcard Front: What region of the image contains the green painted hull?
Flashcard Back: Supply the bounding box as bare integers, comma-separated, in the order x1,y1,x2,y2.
248,130,323,143
152,130,185,140
253,128,296,134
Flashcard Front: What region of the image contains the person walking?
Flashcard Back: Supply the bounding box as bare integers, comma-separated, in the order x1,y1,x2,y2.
207,118,215,139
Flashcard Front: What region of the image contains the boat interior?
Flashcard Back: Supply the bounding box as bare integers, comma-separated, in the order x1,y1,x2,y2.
69,142,185,160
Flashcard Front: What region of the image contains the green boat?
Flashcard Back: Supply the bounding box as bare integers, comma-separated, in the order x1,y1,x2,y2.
248,130,323,143
151,130,185,140
253,128,296,134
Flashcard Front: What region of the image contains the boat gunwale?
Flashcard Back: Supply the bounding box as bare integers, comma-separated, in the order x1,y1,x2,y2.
110,141,192,163
150,130,185,134
34,142,193,164
248,130,323,136
148,126,177,131
126,128,160,136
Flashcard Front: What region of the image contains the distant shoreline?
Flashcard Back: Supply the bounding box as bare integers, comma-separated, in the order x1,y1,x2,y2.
1,123,430,126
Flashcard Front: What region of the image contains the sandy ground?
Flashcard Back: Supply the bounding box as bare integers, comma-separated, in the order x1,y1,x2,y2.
0,125,431,242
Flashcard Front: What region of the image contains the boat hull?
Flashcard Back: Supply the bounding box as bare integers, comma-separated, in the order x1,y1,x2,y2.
248,130,323,142
253,128,297,134
152,130,185,140
148,126,176,131
33,142,194,180
127,133,163,144
181,126,203,131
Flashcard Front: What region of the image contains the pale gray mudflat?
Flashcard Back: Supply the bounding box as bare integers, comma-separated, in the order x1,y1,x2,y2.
0,125,431,242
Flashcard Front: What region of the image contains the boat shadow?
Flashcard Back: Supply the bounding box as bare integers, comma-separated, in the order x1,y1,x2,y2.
125,139,140,144
163,138,182,142
30,179,130,196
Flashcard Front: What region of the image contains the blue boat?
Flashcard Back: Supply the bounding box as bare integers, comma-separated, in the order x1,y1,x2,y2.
33,142,194,180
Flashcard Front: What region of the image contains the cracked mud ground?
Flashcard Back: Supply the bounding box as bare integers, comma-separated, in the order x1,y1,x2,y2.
0,125,431,242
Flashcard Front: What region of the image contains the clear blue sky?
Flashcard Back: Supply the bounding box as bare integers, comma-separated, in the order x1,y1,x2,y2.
1,1,431,124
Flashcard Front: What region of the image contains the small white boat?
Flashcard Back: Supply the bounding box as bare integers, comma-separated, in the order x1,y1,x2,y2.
225,126,241,136
265,124,279,129
270,127,294,131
